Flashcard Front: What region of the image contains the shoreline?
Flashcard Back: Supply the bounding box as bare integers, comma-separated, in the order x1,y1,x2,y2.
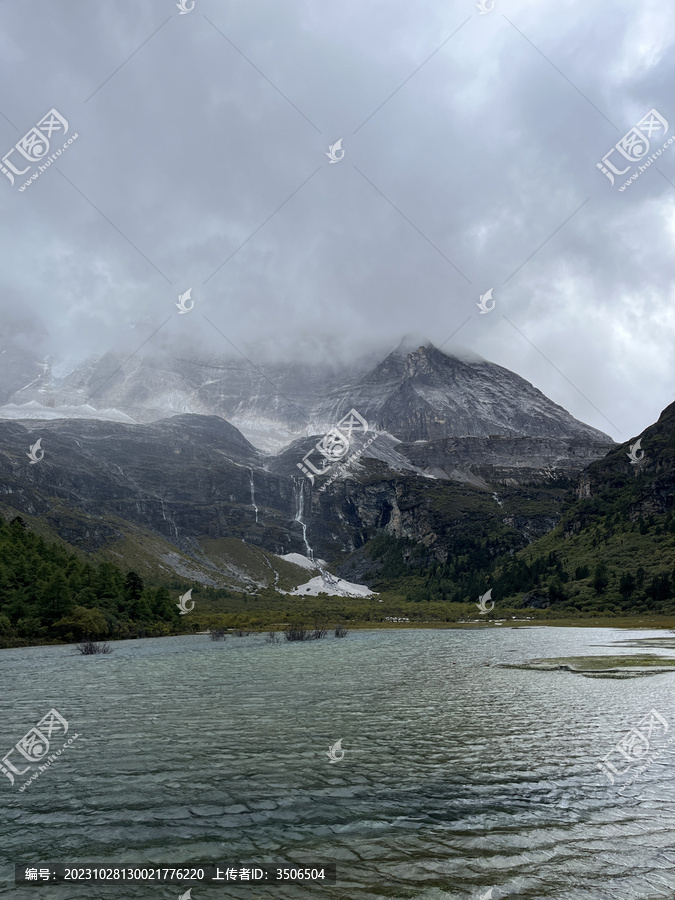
2,616,675,651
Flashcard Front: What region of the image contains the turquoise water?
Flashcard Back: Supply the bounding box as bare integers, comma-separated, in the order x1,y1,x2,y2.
2,627,675,899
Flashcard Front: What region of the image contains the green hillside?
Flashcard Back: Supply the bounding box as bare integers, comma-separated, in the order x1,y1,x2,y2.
497,401,675,615
352,402,675,619
0,515,183,645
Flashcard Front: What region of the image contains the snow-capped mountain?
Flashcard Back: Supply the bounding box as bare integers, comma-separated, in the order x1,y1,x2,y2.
0,336,612,450
0,330,619,587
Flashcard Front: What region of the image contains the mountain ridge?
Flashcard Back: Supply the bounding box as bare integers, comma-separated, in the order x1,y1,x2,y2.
1,338,614,451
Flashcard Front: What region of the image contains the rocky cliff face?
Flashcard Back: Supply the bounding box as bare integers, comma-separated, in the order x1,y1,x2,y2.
319,343,612,444
566,400,675,528
0,411,596,583
0,416,291,548
401,434,614,488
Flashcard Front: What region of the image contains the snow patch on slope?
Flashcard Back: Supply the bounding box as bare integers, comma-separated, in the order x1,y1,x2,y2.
281,575,376,597
229,415,303,454
0,401,137,424
278,552,327,570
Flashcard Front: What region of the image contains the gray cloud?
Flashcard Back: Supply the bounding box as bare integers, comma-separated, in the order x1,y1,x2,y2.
0,0,673,441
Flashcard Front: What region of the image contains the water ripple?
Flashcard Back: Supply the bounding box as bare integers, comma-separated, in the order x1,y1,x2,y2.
2,627,675,898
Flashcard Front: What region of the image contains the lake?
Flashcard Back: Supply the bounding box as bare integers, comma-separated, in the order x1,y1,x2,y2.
2,626,675,899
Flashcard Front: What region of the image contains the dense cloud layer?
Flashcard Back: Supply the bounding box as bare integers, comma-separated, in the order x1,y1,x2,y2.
0,0,673,441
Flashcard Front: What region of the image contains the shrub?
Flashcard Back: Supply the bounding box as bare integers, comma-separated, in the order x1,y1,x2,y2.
16,617,44,639
548,580,567,603
284,623,308,641
210,628,227,641
334,623,348,638
311,622,328,640
55,606,108,641
76,637,113,655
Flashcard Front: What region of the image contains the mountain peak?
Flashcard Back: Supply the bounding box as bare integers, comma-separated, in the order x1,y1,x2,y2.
393,333,434,357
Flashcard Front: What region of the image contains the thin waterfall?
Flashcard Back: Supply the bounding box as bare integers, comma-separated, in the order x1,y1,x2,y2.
293,481,340,589
249,468,259,523
294,479,314,561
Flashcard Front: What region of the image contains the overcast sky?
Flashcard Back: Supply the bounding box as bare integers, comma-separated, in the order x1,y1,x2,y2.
0,0,674,442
